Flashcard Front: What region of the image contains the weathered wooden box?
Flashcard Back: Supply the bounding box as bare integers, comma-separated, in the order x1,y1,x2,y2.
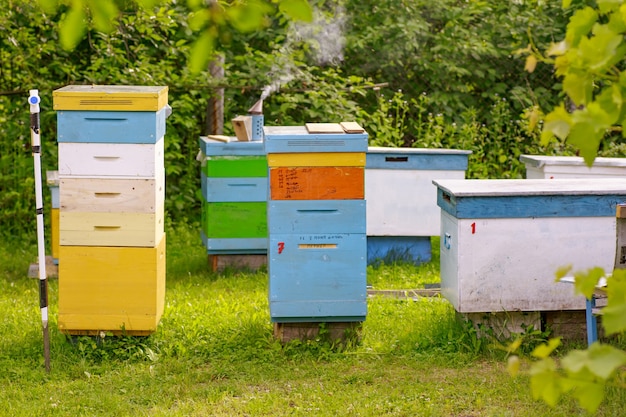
365,147,470,264
57,234,166,335
520,154,626,179
434,178,626,313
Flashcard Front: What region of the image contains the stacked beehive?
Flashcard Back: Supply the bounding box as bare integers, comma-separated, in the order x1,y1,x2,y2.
53,85,168,336
198,137,268,269
264,123,368,341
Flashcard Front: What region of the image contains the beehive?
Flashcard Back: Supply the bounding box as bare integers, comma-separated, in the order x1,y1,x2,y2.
434,178,626,313
198,137,268,255
54,85,168,335
365,147,471,265
264,124,368,325
520,154,626,179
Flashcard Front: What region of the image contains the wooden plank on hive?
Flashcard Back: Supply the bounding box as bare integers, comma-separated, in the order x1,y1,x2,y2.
305,123,345,134
340,122,365,133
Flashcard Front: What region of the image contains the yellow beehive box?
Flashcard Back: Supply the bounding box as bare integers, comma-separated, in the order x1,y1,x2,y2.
267,152,366,167
58,234,166,335
53,85,168,111
60,207,164,247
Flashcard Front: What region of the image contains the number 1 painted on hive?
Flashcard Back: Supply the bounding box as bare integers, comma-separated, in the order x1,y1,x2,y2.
471,222,476,234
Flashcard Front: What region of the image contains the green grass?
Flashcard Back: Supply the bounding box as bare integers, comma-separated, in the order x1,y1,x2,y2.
1,224,625,416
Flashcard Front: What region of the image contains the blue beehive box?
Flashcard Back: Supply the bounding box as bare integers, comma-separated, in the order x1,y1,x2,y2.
57,108,168,144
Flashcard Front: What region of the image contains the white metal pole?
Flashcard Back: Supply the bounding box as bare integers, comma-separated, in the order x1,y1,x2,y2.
29,89,50,373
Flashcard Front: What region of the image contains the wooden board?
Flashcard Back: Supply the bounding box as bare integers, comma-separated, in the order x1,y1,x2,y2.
60,177,164,213
305,123,345,134
340,122,365,133
269,166,364,200
232,116,251,141
267,152,365,167
57,235,166,335
61,177,163,213
208,254,267,272
273,322,362,343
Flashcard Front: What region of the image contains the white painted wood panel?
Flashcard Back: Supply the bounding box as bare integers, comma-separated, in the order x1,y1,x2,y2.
439,210,614,312
365,169,465,236
60,176,164,213
58,139,164,177
521,155,626,179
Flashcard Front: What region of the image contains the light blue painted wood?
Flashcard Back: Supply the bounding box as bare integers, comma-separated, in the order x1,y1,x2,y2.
198,137,265,156
268,233,366,320
57,107,167,143
201,231,267,253
202,175,267,202
435,179,626,219
264,126,368,154
366,147,470,170
50,185,60,208
586,297,598,346
268,200,366,234
270,301,367,323
367,236,431,265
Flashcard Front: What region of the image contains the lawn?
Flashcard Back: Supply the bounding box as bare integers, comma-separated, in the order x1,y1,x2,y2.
1,223,624,416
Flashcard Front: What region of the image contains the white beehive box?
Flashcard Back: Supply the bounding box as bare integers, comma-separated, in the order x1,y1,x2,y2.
366,147,471,236
365,147,470,264
434,178,626,313
520,155,626,179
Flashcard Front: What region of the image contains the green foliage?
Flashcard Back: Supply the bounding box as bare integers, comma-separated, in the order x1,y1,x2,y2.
526,0,626,165
509,265,626,413
507,1,626,413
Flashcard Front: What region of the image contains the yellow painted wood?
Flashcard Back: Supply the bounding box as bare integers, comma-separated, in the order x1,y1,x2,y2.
60,208,164,247
60,176,164,213
53,85,168,111
51,208,59,260
58,234,166,335
267,152,365,167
